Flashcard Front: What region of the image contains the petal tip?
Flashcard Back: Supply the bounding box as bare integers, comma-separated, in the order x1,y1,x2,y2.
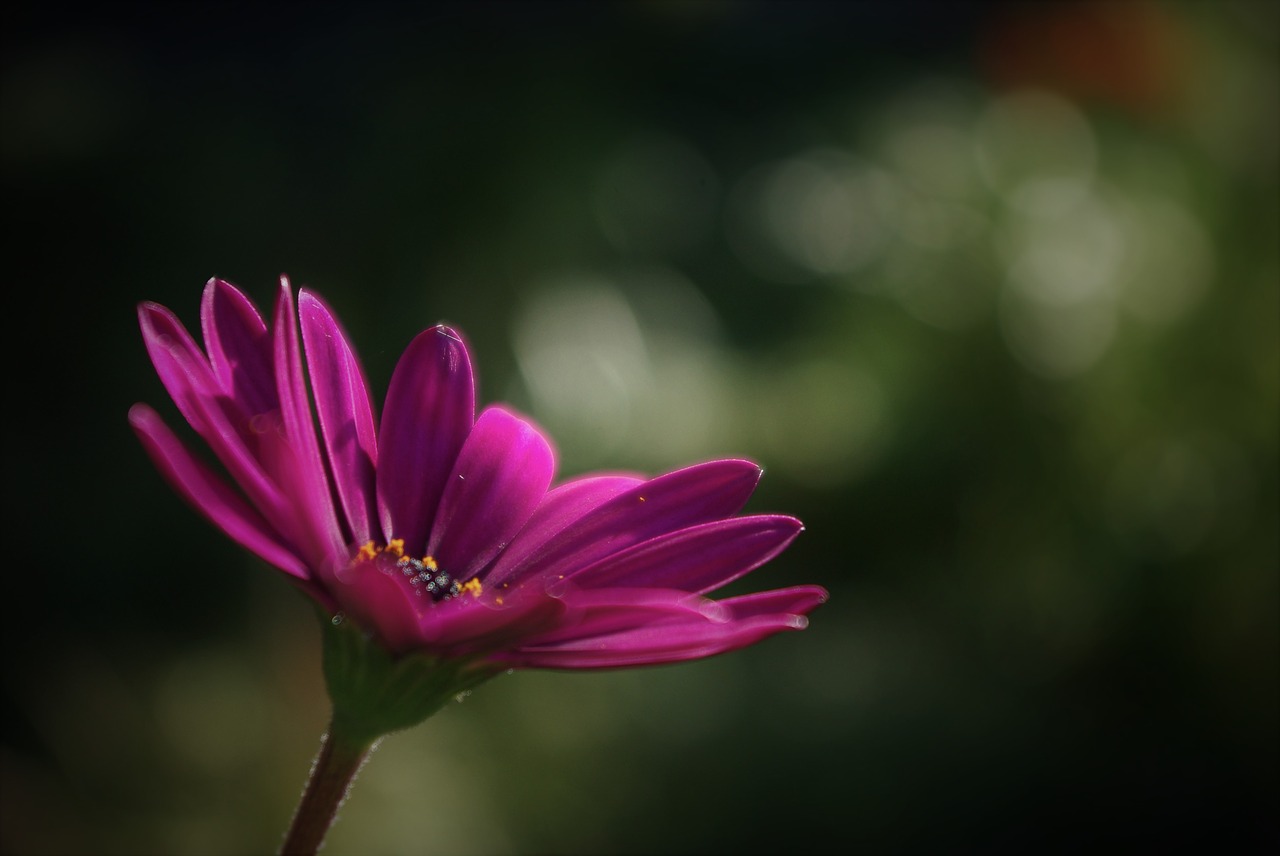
127,402,155,427
431,324,466,347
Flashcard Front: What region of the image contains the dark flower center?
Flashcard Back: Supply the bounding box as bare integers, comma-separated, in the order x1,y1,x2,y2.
354,540,482,603
395,555,463,601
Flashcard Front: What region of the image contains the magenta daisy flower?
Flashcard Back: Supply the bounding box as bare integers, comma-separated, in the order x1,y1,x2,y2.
130,277,825,852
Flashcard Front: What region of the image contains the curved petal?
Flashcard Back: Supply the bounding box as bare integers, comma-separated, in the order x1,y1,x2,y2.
486,459,763,587
510,587,714,647
428,407,555,579
272,280,346,566
498,589,815,671
200,278,276,415
377,325,475,556
129,404,309,579
717,585,829,618
140,303,302,544
567,514,803,594
299,290,378,544
331,562,433,655
139,301,220,435
483,474,643,583
417,590,569,658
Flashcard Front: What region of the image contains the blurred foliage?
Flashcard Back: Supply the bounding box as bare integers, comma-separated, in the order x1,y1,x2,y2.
3,1,1276,853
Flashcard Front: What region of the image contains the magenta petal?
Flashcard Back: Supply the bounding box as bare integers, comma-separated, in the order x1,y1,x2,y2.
500,599,811,670
272,280,346,566
568,514,804,594
417,591,568,658
377,326,475,556
332,564,432,655
139,301,221,435
484,474,643,584
487,459,763,587
298,290,379,545
129,404,309,578
141,303,305,542
200,278,276,415
512,587,713,647
717,585,830,618
428,407,555,579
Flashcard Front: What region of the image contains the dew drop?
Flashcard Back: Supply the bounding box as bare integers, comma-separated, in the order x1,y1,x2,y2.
331,613,345,626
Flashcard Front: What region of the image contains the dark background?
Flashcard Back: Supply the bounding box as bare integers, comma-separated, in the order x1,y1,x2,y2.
4,1,1277,853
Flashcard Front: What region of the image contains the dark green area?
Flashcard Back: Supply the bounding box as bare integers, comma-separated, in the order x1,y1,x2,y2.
4,1,1276,853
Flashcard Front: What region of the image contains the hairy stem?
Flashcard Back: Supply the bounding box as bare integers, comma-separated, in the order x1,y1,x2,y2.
280,722,377,855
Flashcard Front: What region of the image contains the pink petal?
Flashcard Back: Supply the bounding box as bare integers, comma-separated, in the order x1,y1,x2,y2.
129,404,309,579
298,290,379,545
330,562,432,655
428,407,555,579
484,474,643,584
486,459,763,587
717,585,830,618
140,303,301,544
200,278,276,415
417,590,568,658
499,595,813,670
508,587,713,647
272,280,347,566
377,326,475,557
567,514,803,594
138,301,220,435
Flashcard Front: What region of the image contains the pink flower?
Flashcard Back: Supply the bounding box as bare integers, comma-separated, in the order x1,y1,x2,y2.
130,277,825,670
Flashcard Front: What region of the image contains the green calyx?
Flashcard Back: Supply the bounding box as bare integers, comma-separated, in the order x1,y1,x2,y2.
319,610,499,744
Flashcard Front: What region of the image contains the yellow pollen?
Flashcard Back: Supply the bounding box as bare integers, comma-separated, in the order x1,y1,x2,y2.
462,578,483,597
422,555,439,571
356,541,378,562
495,596,504,605
387,538,405,557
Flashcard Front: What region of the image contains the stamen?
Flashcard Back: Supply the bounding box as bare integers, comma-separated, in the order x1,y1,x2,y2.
351,541,480,604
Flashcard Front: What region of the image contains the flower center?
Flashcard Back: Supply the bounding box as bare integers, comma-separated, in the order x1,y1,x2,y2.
355,539,483,603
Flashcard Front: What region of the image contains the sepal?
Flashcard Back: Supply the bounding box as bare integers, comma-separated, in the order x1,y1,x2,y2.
319,610,498,744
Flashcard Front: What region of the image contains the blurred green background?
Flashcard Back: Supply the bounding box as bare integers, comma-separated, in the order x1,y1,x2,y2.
3,1,1277,853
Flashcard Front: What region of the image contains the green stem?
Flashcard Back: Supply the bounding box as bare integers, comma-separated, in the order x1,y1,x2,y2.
280,721,377,855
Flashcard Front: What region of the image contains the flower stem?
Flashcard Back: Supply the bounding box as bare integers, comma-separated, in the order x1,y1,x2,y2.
280,722,377,855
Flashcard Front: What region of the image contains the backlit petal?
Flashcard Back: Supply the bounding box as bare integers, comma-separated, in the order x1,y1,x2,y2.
299,290,379,545
484,474,643,583
428,407,555,579
487,459,762,587
272,280,346,567
567,514,803,594
129,404,308,579
377,326,474,557
200,278,276,415
500,588,816,670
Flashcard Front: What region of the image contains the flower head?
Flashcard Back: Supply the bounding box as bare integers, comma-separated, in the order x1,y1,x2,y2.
131,277,825,673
